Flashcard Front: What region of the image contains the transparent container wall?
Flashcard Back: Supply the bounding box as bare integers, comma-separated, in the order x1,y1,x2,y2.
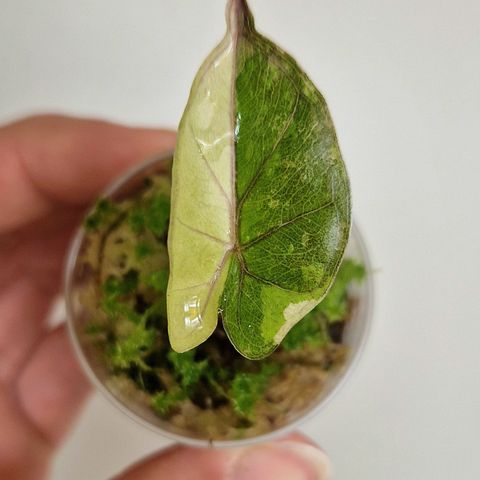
311,223,373,405
65,153,373,447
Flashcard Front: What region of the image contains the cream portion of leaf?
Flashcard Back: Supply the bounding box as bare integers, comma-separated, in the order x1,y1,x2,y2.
275,299,320,344
167,35,236,353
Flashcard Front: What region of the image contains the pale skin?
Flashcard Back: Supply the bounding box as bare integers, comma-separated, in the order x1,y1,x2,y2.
0,115,331,480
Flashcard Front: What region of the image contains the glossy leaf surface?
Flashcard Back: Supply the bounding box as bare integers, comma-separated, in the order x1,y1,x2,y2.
167,0,350,358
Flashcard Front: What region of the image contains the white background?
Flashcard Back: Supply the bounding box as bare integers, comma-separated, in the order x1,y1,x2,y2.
1,1,479,478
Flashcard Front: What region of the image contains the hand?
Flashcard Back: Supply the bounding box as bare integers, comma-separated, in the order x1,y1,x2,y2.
0,115,331,480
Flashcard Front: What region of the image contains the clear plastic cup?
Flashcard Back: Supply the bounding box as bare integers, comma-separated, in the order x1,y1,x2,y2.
64,151,374,448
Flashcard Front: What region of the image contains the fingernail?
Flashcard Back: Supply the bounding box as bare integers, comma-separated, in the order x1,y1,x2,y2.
231,441,332,480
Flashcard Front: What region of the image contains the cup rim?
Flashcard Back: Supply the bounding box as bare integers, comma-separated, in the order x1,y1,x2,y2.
64,151,374,448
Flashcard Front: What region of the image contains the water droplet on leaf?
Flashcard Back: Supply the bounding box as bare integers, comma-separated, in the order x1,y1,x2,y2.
183,296,203,331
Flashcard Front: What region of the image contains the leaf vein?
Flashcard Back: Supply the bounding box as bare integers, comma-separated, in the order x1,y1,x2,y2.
200,249,232,319
241,201,334,250
242,266,305,293
237,90,300,214
176,217,230,246
192,130,233,212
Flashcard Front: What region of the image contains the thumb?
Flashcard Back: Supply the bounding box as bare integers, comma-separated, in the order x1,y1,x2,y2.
114,434,331,480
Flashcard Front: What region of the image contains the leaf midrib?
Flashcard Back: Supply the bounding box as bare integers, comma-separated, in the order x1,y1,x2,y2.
184,13,339,325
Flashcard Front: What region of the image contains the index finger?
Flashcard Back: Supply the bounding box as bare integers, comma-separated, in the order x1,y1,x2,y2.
0,114,176,232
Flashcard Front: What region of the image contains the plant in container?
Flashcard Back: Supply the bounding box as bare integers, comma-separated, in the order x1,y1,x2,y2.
66,0,372,446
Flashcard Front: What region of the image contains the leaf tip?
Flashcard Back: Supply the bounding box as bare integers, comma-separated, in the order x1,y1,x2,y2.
167,299,218,354
226,0,255,35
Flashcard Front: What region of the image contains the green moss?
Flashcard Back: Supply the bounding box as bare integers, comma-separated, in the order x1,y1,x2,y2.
282,258,366,349
84,198,118,231
143,269,169,293
152,389,186,416
103,270,139,297
101,270,141,323
108,320,156,370
231,363,281,418
101,297,140,323
135,242,154,260
127,206,146,233
317,259,366,322
80,173,366,435
167,350,209,390
127,193,170,237
282,311,328,350
144,194,170,237
84,323,106,336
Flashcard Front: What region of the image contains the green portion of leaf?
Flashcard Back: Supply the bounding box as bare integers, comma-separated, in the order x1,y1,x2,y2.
231,363,280,418
225,4,350,358
167,0,350,358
